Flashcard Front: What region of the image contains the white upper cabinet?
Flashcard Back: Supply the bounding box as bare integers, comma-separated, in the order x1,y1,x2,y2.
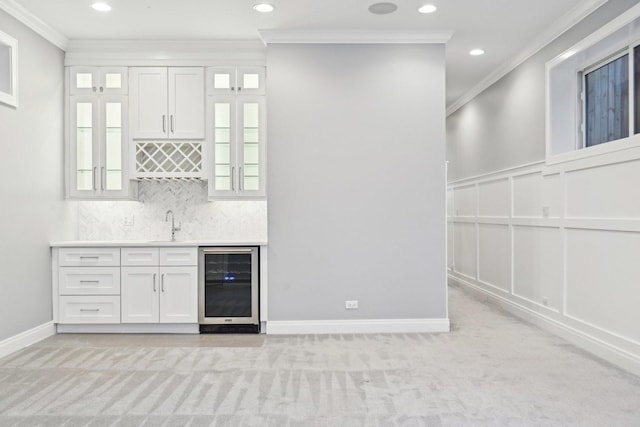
130,67,205,139
207,67,265,96
69,67,128,95
68,67,130,199
208,66,266,199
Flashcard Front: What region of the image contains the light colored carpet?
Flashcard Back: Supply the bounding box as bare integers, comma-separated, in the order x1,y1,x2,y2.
1,285,639,426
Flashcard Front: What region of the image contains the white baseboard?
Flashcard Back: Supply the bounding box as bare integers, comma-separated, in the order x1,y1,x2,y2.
266,318,450,335
0,321,56,360
449,275,640,377
56,323,200,334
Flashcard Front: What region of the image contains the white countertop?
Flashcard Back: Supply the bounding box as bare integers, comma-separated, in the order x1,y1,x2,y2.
50,240,267,247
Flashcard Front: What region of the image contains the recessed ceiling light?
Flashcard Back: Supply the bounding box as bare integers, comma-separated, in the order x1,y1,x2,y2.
418,4,437,14
91,2,111,12
469,49,485,56
368,2,398,15
253,3,275,13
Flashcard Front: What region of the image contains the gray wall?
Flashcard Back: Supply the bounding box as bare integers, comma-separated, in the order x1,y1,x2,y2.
447,0,640,181
0,11,76,341
267,44,447,321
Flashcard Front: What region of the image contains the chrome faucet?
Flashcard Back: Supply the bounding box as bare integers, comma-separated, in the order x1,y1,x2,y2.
165,210,181,242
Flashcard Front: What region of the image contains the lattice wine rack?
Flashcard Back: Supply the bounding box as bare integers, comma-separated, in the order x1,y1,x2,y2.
134,141,203,180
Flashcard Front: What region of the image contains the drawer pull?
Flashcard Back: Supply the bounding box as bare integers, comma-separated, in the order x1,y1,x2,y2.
80,256,99,260
80,280,100,284
80,308,100,312
153,273,157,292
161,274,165,292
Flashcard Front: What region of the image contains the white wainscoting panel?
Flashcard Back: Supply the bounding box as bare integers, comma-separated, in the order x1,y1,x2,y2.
566,160,640,219
478,178,510,218
453,185,476,217
566,228,640,343
453,222,477,278
478,224,511,292
449,157,640,376
513,171,561,218
513,225,563,311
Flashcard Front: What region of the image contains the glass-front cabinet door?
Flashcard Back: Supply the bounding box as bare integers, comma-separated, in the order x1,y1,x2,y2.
69,67,128,95
206,67,265,96
68,96,128,198
209,96,265,199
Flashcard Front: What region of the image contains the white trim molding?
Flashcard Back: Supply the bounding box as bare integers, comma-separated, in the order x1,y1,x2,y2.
0,0,68,50
56,324,199,334
266,318,450,335
65,40,267,66
446,0,608,116
0,322,56,360
258,29,454,45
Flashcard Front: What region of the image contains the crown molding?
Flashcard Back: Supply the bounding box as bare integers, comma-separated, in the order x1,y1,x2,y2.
446,0,609,116
258,29,454,45
64,39,266,66
0,0,68,50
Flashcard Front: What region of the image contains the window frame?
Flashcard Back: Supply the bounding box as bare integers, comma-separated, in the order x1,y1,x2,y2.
579,48,632,150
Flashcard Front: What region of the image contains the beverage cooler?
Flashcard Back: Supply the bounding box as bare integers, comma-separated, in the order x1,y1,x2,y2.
198,247,259,333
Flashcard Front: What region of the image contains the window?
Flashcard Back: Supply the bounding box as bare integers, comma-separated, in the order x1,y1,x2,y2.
547,7,640,161
582,52,629,147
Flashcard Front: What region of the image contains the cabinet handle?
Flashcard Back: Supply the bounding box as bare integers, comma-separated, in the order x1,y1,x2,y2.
101,167,105,191
153,273,157,292
231,86,235,91
93,167,97,191
100,86,104,92
170,115,174,133
92,86,97,92
161,274,165,292
238,86,242,92
80,256,99,260
239,166,243,191
80,280,100,284
162,115,166,133
80,308,100,312
231,167,235,191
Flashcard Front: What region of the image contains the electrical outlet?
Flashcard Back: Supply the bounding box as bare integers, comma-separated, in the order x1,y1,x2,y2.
542,206,550,218
345,300,358,310
123,215,135,226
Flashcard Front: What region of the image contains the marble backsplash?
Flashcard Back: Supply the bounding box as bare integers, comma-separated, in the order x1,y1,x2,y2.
77,181,267,242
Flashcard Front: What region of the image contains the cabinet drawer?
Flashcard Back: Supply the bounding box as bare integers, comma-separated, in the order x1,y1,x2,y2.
122,248,159,266
58,296,121,324
59,248,120,267
59,267,121,295
160,247,197,266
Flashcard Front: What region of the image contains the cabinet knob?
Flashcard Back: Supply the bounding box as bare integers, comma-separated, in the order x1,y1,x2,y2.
231,86,235,91
238,86,242,92
100,86,104,92
92,86,97,92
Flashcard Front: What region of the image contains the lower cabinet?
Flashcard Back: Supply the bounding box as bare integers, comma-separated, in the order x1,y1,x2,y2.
121,266,197,323
120,247,198,324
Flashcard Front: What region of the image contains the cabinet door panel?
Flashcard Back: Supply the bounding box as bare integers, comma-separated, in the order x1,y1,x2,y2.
100,96,129,196
159,266,197,323
168,67,205,139
121,266,159,323
209,97,238,197
69,97,99,197
238,97,266,197
206,67,237,95
130,67,168,139
237,67,265,95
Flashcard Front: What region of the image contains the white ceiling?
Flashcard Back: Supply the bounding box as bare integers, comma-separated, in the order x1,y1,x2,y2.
10,0,596,107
